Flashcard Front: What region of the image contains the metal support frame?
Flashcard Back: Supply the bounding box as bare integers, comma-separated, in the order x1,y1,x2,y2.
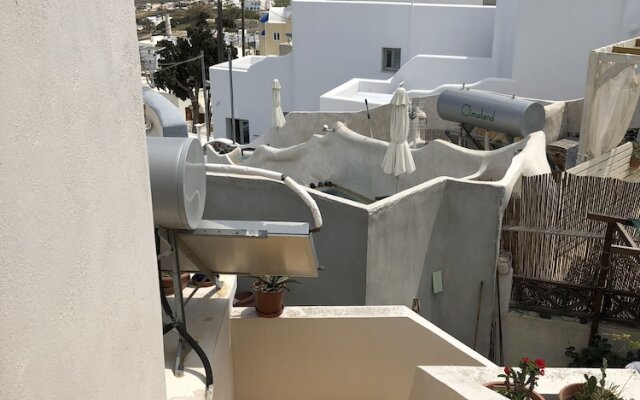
168,229,189,376
588,213,640,341
156,228,215,395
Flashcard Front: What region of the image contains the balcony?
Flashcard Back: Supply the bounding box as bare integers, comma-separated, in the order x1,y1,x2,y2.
164,275,640,400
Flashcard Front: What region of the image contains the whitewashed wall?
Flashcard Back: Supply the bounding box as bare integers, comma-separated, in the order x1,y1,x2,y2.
505,0,640,100
322,0,640,111
212,54,293,140
211,0,495,139
0,2,166,399
292,1,495,111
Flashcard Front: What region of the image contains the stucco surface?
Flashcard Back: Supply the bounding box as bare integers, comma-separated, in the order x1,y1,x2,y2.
143,87,188,137
211,1,495,139
230,306,493,400
410,366,640,400
0,2,165,399
322,0,640,115
244,123,546,200
204,127,548,356
502,311,640,367
202,174,370,306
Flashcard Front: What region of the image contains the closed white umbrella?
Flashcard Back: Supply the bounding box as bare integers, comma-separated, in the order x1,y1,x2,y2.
382,87,415,191
272,78,286,147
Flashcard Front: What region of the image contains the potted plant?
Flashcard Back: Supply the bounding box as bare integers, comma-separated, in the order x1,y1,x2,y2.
559,359,624,400
161,272,190,295
251,275,298,318
485,357,546,400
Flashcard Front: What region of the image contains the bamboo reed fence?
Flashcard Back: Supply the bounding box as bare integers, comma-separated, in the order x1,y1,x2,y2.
501,173,640,323
502,173,640,286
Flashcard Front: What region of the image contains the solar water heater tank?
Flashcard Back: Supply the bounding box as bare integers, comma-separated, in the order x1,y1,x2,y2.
437,89,545,137
147,137,206,229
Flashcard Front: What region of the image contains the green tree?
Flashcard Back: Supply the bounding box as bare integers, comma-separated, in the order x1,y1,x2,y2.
154,16,236,132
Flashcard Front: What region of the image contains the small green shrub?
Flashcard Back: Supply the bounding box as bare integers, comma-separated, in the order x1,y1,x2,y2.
565,336,640,368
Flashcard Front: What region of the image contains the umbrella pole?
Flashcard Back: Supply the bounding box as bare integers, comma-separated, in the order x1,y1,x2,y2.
365,99,373,139
276,127,278,148
395,176,399,193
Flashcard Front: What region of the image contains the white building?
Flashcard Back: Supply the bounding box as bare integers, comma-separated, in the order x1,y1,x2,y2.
211,0,640,141
245,0,263,11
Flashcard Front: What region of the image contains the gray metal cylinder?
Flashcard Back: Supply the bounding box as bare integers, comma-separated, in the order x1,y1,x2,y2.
147,137,206,229
437,89,545,137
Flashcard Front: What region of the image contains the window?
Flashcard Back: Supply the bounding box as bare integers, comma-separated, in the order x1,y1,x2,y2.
226,118,250,144
382,48,401,72
273,32,280,41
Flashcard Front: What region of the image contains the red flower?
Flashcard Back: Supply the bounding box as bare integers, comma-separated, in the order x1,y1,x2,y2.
521,357,530,364
503,367,510,375
535,359,546,369
540,369,545,376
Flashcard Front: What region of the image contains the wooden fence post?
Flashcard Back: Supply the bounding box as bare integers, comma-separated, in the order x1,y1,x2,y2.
589,221,615,342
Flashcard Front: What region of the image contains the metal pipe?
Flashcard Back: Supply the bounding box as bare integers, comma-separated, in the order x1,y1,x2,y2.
205,163,323,231
216,0,223,62
200,51,210,140
228,45,236,143
241,0,246,56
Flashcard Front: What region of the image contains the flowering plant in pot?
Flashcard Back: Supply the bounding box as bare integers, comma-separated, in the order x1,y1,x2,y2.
485,357,546,400
250,275,298,318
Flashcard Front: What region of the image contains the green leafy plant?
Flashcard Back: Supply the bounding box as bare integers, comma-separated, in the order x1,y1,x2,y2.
574,359,623,400
251,275,299,293
494,357,545,400
566,336,640,368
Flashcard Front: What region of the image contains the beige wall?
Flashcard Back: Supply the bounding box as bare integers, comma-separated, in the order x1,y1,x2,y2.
502,311,640,367
0,1,166,399
260,21,292,55
230,306,492,400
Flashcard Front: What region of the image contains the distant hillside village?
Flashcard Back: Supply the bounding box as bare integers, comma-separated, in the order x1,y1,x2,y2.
136,0,290,55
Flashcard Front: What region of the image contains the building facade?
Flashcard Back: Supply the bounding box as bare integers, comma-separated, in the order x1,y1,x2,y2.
211,0,640,141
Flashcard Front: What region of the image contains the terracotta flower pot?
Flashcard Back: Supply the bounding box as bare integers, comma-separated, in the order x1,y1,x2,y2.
558,383,615,400
162,273,190,295
233,291,255,307
483,381,545,400
253,286,284,318
558,383,583,400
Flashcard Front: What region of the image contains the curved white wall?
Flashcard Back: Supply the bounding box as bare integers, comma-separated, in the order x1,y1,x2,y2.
0,2,166,399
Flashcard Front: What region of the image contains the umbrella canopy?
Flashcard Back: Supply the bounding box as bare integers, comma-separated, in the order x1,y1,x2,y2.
272,78,286,147
382,87,416,176
272,79,286,129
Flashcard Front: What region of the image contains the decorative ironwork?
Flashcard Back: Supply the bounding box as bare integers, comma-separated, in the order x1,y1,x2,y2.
510,277,640,326
511,276,594,319
602,289,640,326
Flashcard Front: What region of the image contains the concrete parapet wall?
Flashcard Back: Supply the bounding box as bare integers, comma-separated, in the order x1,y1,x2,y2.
230,306,493,400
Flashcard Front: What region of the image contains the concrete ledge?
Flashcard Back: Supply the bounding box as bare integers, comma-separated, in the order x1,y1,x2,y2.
412,366,640,400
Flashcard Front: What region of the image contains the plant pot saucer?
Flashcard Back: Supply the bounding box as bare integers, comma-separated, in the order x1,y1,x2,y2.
191,273,214,288
256,304,284,318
